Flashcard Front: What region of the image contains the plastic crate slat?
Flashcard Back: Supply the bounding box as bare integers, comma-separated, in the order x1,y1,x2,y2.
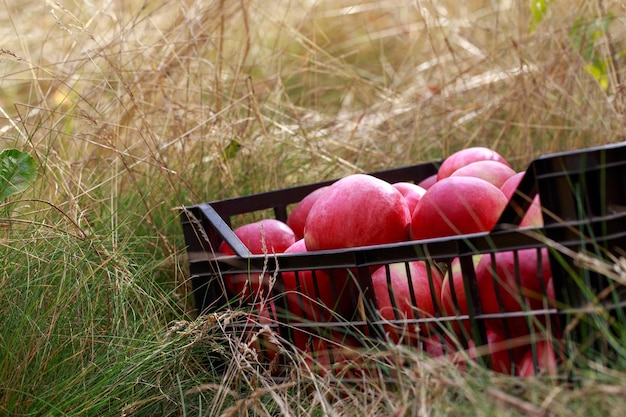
198,203,252,257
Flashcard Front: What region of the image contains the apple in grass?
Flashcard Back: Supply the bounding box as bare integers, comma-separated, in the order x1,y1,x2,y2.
410,176,508,241
437,146,510,181
371,261,444,345
449,160,517,189
304,174,411,251
392,182,427,215
218,218,296,301
287,186,330,240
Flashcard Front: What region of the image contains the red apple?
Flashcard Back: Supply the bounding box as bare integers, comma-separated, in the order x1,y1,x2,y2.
219,218,296,256
500,171,543,227
519,200,542,227
301,336,365,378
546,278,556,307
437,147,510,181
371,261,444,344
474,248,552,337
423,334,460,358
467,328,517,374
304,174,411,251
517,339,558,377
449,160,516,189
287,186,330,240
410,176,508,240
392,182,427,215
417,174,438,190
219,219,296,300
500,171,525,199
246,300,281,368
440,256,483,337
423,335,446,358
281,239,355,326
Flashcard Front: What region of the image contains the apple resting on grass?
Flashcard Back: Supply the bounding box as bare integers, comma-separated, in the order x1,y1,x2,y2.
410,176,508,240
437,146,510,181
218,218,296,300
449,160,517,189
287,186,330,240
371,261,443,345
304,174,411,251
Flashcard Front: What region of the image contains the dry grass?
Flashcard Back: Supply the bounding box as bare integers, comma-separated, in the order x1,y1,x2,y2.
1,0,626,415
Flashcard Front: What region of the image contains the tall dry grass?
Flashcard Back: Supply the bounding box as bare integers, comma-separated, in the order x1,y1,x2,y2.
1,0,626,415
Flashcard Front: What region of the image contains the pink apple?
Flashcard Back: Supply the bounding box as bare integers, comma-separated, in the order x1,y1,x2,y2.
417,174,438,190
437,147,510,181
467,328,517,374
440,256,482,337
219,218,296,300
392,182,427,215
219,218,296,256
281,239,355,326
287,186,330,240
517,339,558,377
304,174,411,251
474,248,552,338
423,334,459,358
410,176,508,240
423,335,446,358
246,300,280,367
500,171,525,199
500,171,543,227
302,336,364,378
449,160,517,189
371,261,443,344
546,278,556,307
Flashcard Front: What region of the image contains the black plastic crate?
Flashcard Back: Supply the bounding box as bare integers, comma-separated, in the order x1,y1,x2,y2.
180,142,626,377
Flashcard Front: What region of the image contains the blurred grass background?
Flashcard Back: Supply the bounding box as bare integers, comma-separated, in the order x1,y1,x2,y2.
1,0,626,415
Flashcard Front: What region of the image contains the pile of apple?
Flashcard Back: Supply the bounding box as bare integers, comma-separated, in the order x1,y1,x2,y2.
218,146,558,377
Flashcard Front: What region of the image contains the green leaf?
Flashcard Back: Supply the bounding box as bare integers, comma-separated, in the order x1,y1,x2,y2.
569,14,615,62
585,62,609,91
569,18,595,62
221,140,241,159
0,149,38,201
530,0,552,33
569,14,615,91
